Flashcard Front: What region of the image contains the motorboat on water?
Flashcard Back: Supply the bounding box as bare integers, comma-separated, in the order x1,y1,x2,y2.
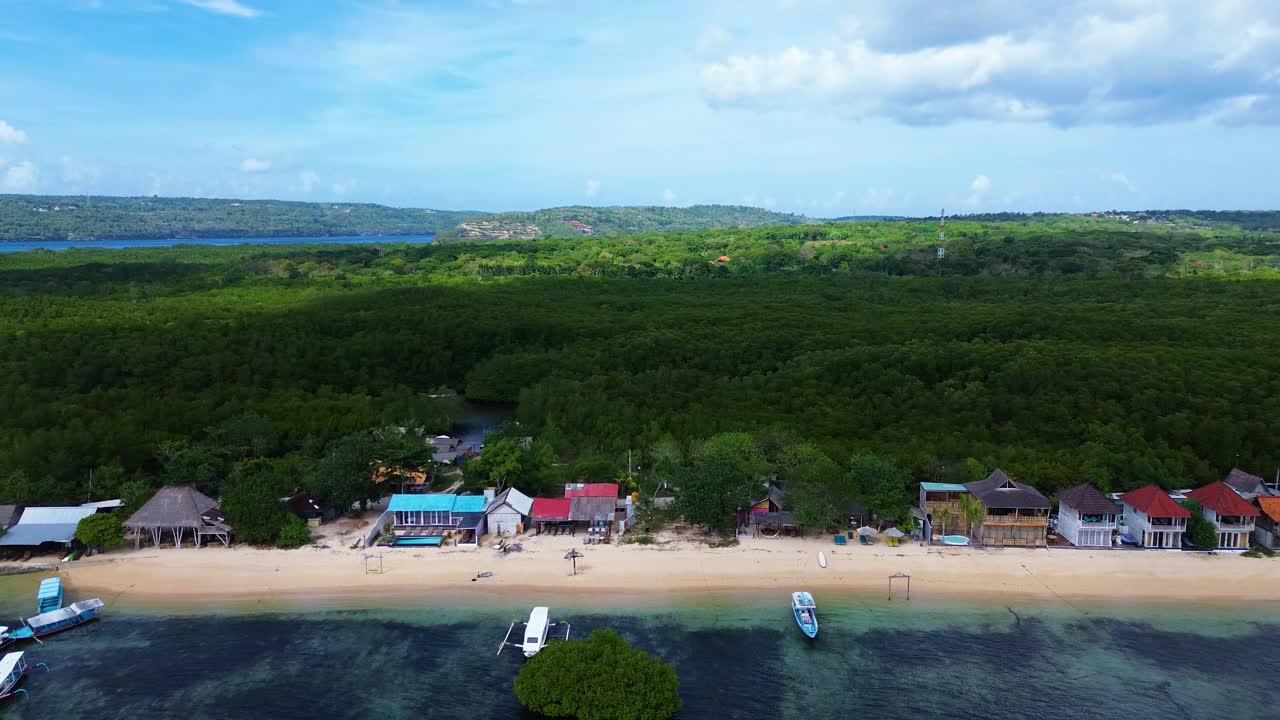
497,606,572,657
791,591,818,639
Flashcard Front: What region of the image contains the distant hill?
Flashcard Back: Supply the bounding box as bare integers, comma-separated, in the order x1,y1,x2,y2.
0,194,478,241
436,204,811,242
823,215,908,222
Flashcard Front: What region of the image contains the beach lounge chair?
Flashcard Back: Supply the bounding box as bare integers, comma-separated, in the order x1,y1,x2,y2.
858,535,871,546
833,534,847,545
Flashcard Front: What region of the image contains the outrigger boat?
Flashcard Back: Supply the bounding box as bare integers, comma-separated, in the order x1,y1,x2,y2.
8,600,104,642
497,606,571,657
0,651,49,701
7,577,104,642
791,591,818,639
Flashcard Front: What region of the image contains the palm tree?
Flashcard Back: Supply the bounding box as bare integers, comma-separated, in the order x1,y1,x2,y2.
932,505,952,540
959,494,984,542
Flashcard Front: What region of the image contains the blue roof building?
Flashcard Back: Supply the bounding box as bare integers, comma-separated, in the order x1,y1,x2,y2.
388,494,486,547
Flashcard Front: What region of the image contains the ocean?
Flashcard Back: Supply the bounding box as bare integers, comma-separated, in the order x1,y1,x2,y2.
0,576,1274,719
0,235,435,253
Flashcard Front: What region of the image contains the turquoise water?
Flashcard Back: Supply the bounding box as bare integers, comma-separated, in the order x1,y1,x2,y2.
0,234,435,253
0,575,1275,719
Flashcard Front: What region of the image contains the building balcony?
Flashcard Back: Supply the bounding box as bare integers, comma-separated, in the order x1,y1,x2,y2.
1077,520,1118,528
983,514,1049,526
1212,521,1255,532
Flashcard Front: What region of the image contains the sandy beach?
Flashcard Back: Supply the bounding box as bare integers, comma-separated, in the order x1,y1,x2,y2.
18,518,1278,611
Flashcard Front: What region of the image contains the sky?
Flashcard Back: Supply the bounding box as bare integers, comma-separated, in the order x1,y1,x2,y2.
1,0,1279,216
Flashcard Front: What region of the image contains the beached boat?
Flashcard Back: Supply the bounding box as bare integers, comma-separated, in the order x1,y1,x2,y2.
0,651,47,701
791,591,818,639
8,599,104,641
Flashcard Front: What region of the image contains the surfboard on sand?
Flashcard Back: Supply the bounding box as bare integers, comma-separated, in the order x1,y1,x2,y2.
817,551,827,568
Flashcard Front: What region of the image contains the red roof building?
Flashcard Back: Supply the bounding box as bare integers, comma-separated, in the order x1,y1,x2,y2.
564,483,619,499
1186,482,1259,518
1119,485,1190,518
529,498,571,521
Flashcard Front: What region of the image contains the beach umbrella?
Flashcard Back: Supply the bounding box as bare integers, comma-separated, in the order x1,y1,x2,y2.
856,526,878,536
564,548,584,576
884,528,905,538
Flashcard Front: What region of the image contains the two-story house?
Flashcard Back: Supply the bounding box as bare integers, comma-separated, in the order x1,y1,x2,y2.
1119,485,1188,549
964,470,1051,547
1186,481,1259,551
1055,484,1121,547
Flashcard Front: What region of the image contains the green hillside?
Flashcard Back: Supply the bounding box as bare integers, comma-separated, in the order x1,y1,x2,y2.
0,194,477,241
437,204,810,241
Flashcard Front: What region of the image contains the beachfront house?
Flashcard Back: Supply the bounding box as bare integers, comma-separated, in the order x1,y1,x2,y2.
748,483,785,515
484,487,533,536
964,470,1051,547
124,485,232,549
1118,485,1188,549
1055,484,1120,548
388,493,486,547
1222,468,1277,499
0,506,97,552
429,435,479,465
567,483,619,537
285,491,325,527
1185,481,1259,551
530,498,573,535
1254,497,1280,549
918,482,969,538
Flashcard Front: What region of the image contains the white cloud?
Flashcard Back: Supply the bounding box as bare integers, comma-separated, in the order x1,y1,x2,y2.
695,24,733,58
59,155,100,184
240,158,272,173
1107,172,1137,193
967,174,992,207
299,169,320,193
700,1,1280,126
332,179,358,195
3,161,38,191
0,121,27,144
584,178,601,198
179,0,261,18
662,188,677,205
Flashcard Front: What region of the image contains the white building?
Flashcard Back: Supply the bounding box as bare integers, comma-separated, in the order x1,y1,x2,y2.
1185,481,1259,552
1118,485,1188,549
1055,484,1120,547
484,487,534,536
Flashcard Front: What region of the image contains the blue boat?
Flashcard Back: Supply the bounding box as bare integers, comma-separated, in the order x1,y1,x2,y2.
791,591,818,639
8,599,103,641
36,579,62,615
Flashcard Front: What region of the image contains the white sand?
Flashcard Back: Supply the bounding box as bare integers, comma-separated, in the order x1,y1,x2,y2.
34,520,1280,610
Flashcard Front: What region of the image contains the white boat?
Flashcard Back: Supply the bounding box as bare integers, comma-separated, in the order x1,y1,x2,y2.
0,651,48,701
497,606,572,657
791,591,818,639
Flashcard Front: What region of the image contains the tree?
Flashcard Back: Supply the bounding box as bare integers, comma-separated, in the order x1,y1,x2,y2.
474,435,523,489
276,515,312,549
312,433,377,514
513,628,681,720
0,470,60,505
118,478,156,516
848,454,913,521
958,493,985,540
1181,500,1218,550
221,459,292,545
933,504,952,537
674,456,755,532
778,443,851,530
75,513,124,549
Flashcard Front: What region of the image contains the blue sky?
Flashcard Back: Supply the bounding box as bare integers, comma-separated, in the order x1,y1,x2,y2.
1,0,1279,216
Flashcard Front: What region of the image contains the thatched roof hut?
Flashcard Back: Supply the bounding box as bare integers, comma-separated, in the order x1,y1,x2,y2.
125,485,231,549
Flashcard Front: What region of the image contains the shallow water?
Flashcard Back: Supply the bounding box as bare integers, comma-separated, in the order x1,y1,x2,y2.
0,575,1274,719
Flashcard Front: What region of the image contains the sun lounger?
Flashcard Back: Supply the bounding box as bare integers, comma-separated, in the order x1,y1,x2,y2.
858,535,871,546
833,534,847,545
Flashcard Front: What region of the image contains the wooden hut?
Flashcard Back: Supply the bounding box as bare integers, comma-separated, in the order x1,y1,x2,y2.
124,485,232,549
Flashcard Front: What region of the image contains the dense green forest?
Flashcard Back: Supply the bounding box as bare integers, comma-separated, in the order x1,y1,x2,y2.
1,218,1279,516
435,204,810,242
0,194,477,241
